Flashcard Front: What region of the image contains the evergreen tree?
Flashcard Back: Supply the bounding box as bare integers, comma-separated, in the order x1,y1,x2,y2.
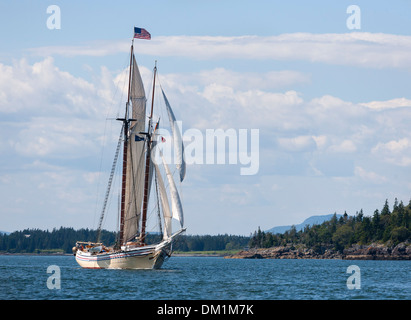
372,209,383,240
381,199,390,216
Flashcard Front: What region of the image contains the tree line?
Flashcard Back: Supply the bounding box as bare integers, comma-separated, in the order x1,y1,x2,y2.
3,198,409,254
249,198,411,253
0,227,249,254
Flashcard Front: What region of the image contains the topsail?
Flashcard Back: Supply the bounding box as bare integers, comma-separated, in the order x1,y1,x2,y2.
162,89,186,182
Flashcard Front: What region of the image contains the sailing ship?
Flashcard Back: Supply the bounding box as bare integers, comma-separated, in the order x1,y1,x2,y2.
73,28,186,269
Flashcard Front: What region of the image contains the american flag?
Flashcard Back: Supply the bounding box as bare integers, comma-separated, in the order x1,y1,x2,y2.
134,27,151,40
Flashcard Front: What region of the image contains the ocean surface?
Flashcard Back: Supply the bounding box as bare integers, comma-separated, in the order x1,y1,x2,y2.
0,255,409,300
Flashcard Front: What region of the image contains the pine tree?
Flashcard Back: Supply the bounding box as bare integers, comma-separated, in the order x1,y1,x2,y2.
372,209,382,240
381,199,390,216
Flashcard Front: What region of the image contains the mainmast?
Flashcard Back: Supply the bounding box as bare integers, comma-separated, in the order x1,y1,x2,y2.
117,43,135,247
140,62,157,244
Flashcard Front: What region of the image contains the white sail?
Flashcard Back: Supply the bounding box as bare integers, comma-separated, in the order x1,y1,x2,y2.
124,54,146,242
161,89,186,182
154,161,172,239
161,155,184,228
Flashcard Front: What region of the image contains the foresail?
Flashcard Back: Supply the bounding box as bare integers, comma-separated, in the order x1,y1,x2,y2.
161,155,184,228
130,55,146,129
154,161,172,239
123,54,147,242
161,88,186,182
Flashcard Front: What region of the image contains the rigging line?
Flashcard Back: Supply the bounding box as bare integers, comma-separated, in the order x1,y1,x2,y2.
92,115,114,229
154,167,163,235
145,65,156,119
96,124,124,243
93,53,129,229
147,205,161,234
93,116,119,229
100,150,121,229
114,53,131,119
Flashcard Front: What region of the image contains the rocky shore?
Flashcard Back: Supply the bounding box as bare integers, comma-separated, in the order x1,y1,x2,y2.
225,242,411,260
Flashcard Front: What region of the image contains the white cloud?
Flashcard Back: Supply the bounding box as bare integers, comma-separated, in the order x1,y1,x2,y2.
312,135,328,150
29,32,411,68
360,97,411,110
11,117,100,158
1,54,411,233
328,139,357,153
194,68,309,91
373,138,411,153
28,40,130,57
3,57,409,166
277,135,317,152
372,138,411,166
0,57,114,117
0,58,121,160
354,166,387,184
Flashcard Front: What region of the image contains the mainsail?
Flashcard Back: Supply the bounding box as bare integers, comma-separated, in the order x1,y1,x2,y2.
118,48,185,244
123,53,147,242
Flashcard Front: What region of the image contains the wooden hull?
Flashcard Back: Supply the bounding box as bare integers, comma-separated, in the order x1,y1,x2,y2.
75,229,185,269
75,244,170,269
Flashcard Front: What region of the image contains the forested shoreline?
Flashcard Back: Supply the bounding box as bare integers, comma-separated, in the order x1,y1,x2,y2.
0,228,249,254
248,198,410,253
1,198,410,255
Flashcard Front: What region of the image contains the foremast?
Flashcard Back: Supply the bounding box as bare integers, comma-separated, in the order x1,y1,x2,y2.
141,62,157,244
117,42,158,247
116,43,136,247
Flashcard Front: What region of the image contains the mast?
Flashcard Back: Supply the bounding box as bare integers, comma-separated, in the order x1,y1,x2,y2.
117,43,134,247
140,62,157,244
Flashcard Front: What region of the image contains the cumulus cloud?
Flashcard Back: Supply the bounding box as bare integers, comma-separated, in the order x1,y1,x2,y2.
0,58,122,162
2,52,411,233
3,57,410,167
372,138,411,166
0,57,114,117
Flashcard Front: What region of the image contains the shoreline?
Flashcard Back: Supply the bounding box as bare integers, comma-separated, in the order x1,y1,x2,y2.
2,242,410,260
0,252,227,257
225,242,411,260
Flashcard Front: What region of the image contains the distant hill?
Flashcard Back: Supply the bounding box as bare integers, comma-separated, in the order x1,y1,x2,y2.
266,214,343,234
0,231,10,235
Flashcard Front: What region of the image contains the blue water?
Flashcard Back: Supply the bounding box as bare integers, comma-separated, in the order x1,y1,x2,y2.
0,255,409,300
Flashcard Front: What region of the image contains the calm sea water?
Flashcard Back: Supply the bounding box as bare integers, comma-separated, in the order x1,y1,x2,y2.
0,255,409,300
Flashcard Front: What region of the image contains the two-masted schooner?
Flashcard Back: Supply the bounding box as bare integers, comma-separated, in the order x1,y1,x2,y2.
73,28,186,269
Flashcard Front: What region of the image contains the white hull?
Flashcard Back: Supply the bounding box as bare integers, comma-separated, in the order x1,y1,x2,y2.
76,243,169,269
75,229,185,270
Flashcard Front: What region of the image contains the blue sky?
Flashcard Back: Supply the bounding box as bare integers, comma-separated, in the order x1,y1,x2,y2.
1,1,411,235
